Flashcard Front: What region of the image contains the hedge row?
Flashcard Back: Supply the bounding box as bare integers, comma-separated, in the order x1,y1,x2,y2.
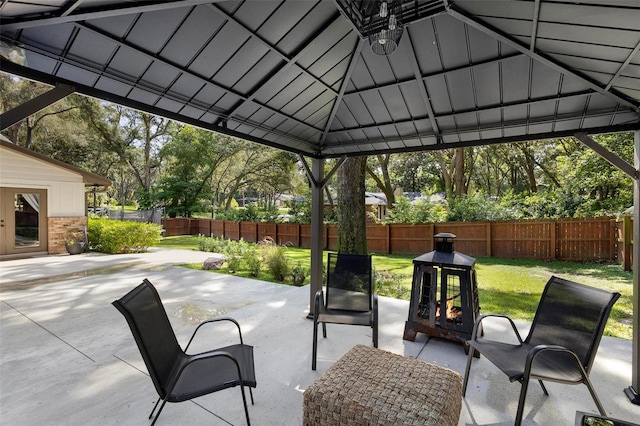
88,219,162,254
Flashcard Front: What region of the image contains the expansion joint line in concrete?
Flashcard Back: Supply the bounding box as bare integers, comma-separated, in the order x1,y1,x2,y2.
1,300,95,362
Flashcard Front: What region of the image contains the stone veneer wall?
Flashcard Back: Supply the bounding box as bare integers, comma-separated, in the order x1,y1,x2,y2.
48,217,87,254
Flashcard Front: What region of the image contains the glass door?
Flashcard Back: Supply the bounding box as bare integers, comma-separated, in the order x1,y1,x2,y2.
0,188,48,255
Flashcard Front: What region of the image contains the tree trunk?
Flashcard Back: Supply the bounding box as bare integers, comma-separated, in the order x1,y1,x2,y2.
143,114,152,191
454,148,466,196
435,150,453,199
337,156,368,255
523,148,537,193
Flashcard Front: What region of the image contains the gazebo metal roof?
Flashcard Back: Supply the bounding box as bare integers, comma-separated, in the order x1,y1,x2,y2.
1,0,638,158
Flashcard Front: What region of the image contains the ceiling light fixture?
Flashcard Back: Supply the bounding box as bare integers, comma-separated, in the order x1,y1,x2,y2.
367,1,403,56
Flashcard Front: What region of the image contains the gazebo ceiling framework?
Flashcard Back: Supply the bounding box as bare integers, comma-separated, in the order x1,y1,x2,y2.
0,0,638,158
1,0,639,406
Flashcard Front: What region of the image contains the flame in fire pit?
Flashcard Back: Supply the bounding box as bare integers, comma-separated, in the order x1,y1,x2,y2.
436,299,461,321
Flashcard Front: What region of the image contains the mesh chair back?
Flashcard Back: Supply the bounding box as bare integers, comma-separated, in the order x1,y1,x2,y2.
326,253,372,312
526,276,620,371
113,279,182,398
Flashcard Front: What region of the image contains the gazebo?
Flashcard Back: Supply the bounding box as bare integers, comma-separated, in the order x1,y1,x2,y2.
1,0,639,404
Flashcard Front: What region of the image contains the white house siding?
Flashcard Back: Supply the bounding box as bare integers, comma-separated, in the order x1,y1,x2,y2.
0,146,86,217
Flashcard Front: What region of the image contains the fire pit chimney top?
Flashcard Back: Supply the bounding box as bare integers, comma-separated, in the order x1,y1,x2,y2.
413,232,475,268
434,232,456,240
434,233,456,253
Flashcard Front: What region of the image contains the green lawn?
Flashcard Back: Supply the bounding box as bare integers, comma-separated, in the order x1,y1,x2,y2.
158,236,633,339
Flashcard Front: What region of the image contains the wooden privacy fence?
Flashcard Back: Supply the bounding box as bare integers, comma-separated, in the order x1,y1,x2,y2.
162,216,633,267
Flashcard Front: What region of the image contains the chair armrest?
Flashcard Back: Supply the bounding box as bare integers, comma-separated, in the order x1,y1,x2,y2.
524,344,588,381
470,314,523,344
185,318,244,352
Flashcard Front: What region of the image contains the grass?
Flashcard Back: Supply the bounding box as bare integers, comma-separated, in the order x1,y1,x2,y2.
158,236,634,339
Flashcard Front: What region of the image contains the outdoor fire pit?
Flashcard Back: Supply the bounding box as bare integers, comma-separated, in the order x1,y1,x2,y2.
403,233,480,348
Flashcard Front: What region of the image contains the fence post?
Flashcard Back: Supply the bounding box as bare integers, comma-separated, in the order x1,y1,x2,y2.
550,220,557,261
609,218,616,262
486,222,492,257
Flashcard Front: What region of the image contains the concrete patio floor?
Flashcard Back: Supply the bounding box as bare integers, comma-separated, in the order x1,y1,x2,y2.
1,248,639,426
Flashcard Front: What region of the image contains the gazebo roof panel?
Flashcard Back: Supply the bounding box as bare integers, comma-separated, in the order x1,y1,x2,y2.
0,0,637,158
127,8,189,54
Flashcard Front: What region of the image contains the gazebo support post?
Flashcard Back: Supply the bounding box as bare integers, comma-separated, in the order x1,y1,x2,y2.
308,157,325,318
626,129,640,405
299,155,346,318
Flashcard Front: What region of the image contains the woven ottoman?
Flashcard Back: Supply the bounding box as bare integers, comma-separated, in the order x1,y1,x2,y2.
303,344,462,426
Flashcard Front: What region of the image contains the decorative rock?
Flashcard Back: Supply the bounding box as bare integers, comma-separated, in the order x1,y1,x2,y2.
202,254,226,270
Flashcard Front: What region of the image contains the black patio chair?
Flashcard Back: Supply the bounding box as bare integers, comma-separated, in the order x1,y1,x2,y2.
462,276,620,426
112,279,256,426
312,253,378,370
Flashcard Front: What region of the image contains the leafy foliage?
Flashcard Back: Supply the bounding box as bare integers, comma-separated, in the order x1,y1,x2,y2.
216,203,280,222
88,219,161,254
158,127,240,217
381,196,447,224
373,269,411,299
259,238,290,282
196,235,261,274
290,263,307,286
447,193,516,222
246,253,262,278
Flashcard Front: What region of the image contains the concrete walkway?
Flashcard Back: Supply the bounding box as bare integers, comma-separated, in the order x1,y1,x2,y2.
1,248,639,425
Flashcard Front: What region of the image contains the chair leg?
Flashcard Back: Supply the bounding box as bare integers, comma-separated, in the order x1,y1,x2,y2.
515,379,531,426
150,397,169,426
249,387,254,405
239,384,251,426
149,397,161,419
372,296,378,348
312,319,319,370
538,380,549,396
583,374,607,415
372,324,378,348
461,343,475,396
322,322,327,338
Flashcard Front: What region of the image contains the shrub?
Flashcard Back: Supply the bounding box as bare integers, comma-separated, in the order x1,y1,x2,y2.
291,263,307,286
88,219,161,254
260,238,290,281
241,244,261,277
246,253,262,277
373,269,411,300
225,239,249,272
197,234,231,253
196,236,262,275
